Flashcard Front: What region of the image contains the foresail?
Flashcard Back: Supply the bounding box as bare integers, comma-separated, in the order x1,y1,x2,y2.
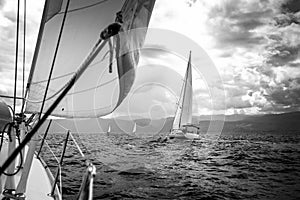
116,0,156,107
25,0,156,118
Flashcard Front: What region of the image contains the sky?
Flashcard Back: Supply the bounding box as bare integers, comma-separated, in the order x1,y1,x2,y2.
0,0,300,118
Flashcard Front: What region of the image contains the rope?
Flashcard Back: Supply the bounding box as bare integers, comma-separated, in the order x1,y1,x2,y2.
0,122,12,152
13,0,20,118
39,0,71,119
59,165,63,197
31,72,75,84
0,123,24,176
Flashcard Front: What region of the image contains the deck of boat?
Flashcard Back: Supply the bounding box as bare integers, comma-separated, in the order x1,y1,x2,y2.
0,141,61,200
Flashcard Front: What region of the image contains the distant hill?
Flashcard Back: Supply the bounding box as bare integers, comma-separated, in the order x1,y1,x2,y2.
40,112,300,135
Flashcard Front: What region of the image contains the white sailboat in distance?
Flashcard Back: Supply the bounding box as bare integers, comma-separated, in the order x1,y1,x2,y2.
132,122,137,136
169,51,200,140
107,124,111,135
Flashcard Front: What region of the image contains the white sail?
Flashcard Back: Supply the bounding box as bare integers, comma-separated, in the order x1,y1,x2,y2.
132,122,137,135
25,0,156,118
107,125,111,133
172,52,193,130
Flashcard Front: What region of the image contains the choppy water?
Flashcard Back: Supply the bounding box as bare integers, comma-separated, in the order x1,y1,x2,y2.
40,131,300,200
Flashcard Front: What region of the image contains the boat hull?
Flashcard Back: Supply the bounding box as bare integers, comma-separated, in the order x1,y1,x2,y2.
169,129,200,140
0,140,61,200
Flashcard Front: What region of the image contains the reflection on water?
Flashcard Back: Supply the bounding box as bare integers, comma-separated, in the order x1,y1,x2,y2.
39,131,300,200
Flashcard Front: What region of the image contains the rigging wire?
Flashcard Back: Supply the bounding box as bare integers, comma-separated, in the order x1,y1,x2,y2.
21,0,26,114
21,0,50,113
42,139,59,163
0,95,23,100
13,0,20,119
39,0,71,119
26,77,118,104
30,45,113,85
69,132,85,158
53,120,86,158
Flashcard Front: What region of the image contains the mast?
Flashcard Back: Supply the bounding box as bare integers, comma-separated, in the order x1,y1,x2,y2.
21,0,50,113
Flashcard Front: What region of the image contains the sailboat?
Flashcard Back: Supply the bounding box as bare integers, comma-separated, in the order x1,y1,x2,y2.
107,124,111,134
0,0,156,199
132,122,137,136
169,52,200,140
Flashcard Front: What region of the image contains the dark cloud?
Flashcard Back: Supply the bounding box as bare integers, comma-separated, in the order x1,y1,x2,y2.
265,1,300,67
207,0,271,49
266,89,300,109
254,71,300,113
207,0,300,71
273,0,300,27
235,18,265,30
258,64,300,112
289,62,300,68
266,44,300,67
274,13,300,27
281,0,300,14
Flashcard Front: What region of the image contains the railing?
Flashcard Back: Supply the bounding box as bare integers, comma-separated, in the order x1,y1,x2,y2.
36,120,95,200
37,119,52,158
50,130,69,196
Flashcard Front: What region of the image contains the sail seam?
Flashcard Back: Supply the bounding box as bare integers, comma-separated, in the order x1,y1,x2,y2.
57,0,110,14
27,77,118,103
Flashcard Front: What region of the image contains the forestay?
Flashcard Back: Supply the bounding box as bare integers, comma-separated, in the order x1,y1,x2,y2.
25,0,156,118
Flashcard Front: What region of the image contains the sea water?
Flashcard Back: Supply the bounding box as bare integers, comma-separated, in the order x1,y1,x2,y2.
40,130,300,200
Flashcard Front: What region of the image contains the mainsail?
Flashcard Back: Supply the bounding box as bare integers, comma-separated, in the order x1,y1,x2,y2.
25,0,156,118
172,52,193,130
